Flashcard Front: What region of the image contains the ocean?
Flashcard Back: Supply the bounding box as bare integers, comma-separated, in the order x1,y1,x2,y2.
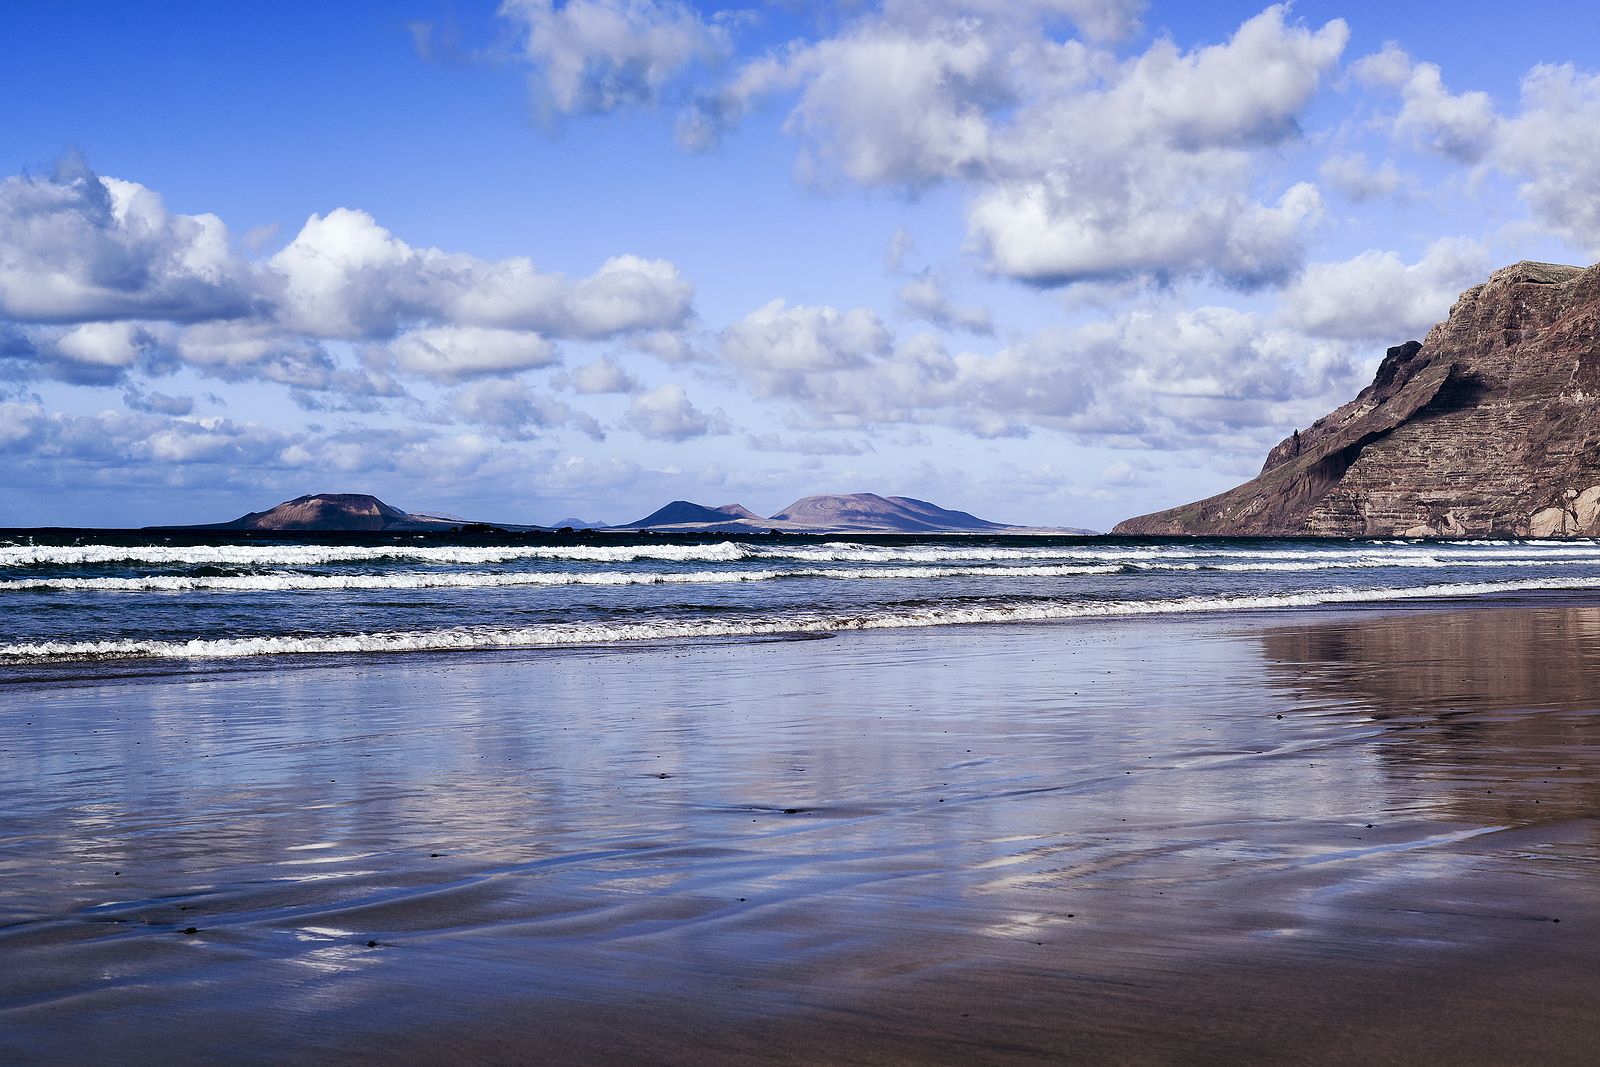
6,531,1600,666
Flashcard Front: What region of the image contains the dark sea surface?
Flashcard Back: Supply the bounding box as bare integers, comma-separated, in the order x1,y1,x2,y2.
7,530,1600,668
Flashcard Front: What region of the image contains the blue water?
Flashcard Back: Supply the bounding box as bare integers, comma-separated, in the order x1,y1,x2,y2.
5,532,1600,663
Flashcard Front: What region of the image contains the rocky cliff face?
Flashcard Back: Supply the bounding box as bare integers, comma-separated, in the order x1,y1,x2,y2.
1115,261,1600,537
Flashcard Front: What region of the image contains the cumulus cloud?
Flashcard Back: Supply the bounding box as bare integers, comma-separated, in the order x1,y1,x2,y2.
716,295,1360,450
1355,53,1600,253
0,161,693,348
720,298,892,398
1496,64,1600,252
268,209,692,341
896,273,993,334
1100,459,1152,487
623,382,729,440
1318,152,1407,202
0,401,305,471
685,5,1343,289
499,0,730,116
375,326,558,381
0,396,563,510
553,354,642,393
449,377,604,439
0,320,168,385
969,8,1345,287
1354,45,1497,163
0,158,692,446
0,157,258,324
1281,238,1491,342
971,178,1325,290
745,431,872,456
122,386,195,416
885,227,915,274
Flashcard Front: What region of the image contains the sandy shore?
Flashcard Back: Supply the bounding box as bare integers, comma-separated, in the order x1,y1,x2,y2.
2,599,1598,1064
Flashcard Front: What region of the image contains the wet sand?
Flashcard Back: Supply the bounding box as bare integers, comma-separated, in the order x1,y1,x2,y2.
2,599,1598,1064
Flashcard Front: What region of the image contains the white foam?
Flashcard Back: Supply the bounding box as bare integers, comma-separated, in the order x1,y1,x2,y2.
8,575,1599,661
0,542,757,567
0,563,1124,593
11,538,1600,571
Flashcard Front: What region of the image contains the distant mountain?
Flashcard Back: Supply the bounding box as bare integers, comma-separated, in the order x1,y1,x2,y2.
771,493,1008,533
620,492,1094,534
199,493,521,533
617,501,766,530
171,490,1091,536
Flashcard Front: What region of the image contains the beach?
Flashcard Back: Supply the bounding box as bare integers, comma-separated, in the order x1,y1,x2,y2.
2,598,1598,1064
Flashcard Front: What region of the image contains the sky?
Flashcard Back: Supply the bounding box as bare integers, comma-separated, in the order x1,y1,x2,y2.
1,0,1596,529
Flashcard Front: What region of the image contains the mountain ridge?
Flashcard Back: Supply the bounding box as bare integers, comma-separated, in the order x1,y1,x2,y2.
207,493,462,533
184,492,1091,535
1114,260,1600,537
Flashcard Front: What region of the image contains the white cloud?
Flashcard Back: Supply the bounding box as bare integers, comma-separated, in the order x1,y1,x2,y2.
269,210,693,340
1282,238,1491,342
0,159,256,324
0,159,693,437
1349,42,1412,90
449,377,604,439
1355,54,1600,253
765,22,1005,187
0,162,694,350
689,6,1343,288
555,354,642,393
970,178,1325,289
1352,44,1495,164
1100,459,1149,487
0,401,305,471
51,321,155,371
715,294,1361,451
623,382,729,440
378,326,558,381
1318,152,1406,202
499,0,729,115
969,7,1345,287
720,298,893,398
881,1,1146,43
165,322,337,384
122,387,195,416
1496,64,1600,252
885,226,915,273
745,431,873,456
896,273,993,334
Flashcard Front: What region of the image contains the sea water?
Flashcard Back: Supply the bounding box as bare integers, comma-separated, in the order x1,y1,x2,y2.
4,532,1600,664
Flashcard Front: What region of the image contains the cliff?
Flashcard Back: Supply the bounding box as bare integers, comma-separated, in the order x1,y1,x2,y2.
1115,261,1600,537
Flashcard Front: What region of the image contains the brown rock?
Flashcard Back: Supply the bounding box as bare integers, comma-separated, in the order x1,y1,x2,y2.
1114,261,1600,537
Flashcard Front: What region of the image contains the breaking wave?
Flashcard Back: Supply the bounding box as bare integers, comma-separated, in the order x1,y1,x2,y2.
7,554,1600,593
7,539,1600,572
7,575,1599,662
0,563,1124,592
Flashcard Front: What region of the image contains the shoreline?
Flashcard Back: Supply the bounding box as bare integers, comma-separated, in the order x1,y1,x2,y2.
2,596,1597,1063
5,583,1600,684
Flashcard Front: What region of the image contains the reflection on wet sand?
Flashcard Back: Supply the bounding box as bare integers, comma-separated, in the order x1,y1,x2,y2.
1,605,1597,1064
1260,603,1600,827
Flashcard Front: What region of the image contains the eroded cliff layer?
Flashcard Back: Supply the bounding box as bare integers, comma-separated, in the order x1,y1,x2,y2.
1115,261,1600,537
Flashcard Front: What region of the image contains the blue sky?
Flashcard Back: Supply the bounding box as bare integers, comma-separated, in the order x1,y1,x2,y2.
1,0,1595,528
